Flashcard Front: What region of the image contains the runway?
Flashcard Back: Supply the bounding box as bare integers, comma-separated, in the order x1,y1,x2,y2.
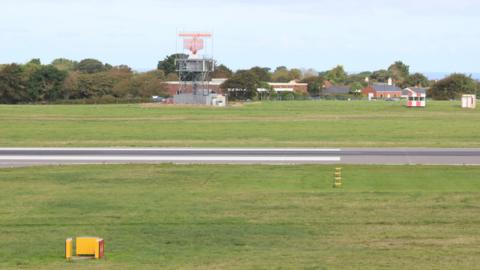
1,148,480,167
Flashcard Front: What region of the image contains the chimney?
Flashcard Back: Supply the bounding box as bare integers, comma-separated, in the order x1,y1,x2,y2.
387,77,393,86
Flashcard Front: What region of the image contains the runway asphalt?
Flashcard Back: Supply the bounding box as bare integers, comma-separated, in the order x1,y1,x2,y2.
1,148,480,167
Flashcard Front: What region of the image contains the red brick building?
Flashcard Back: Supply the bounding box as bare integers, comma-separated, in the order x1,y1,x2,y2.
362,83,402,99
164,79,308,96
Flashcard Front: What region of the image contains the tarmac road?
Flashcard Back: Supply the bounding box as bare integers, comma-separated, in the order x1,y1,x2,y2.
1,148,480,167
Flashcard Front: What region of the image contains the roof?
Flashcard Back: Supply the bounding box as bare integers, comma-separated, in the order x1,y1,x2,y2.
371,83,402,92
403,87,427,95
268,82,307,86
324,86,350,94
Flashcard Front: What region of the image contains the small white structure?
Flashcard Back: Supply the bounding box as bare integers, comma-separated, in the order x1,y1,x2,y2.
211,95,226,107
405,88,426,107
387,77,393,86
461,95,476,109
174,93,226,107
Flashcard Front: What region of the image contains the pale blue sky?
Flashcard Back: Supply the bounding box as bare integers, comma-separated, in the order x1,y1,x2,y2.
1,0,479,74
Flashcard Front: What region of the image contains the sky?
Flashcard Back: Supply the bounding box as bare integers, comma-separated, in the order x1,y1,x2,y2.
1,0,480,75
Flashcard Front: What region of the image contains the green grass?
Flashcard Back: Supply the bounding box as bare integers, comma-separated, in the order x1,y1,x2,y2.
1,164,480,269
0,100,479,147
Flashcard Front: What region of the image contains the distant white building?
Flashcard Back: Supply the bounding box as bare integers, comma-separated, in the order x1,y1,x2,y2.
462,95,476,109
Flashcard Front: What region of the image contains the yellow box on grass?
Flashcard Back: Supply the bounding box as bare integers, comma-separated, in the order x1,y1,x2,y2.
76,237,100,256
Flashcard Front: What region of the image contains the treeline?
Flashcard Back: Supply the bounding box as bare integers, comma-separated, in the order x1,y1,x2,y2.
216,61,479,101
216,61,431,100
1,56,479,103
0,58,166,104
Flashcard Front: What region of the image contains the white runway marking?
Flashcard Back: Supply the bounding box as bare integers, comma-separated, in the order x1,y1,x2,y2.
0,148,341,152
0,155,341,162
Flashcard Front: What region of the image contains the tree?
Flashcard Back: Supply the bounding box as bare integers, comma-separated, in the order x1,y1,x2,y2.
77,58,105,73
129,70,167,98
325,65,347,85
370,69,390,83
350,82,364,94
271,66,291,82
288,68,302,81
74,72,115,99
301,76,324,96
27,58,41,65
430,74,478,100
102,66,135,98
345,71,371,86
51,58,78,71
63,71,79,99
388,61,410,87
111,78,131,98
0,64,28,103
22,59,42,81
407,73,430,87
211,64,233,78
221,70,260,100
104,63,113,70
28,65,68,101
249,66,271,82
157,54,188,75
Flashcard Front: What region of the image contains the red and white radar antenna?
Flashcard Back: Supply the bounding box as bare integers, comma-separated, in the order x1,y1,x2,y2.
174,32,215,96
179,32,212,56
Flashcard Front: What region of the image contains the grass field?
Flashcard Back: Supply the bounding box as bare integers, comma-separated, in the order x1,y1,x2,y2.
1,164,480,269
0,100,479,147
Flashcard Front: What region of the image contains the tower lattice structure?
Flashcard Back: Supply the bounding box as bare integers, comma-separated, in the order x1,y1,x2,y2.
175,33,215,95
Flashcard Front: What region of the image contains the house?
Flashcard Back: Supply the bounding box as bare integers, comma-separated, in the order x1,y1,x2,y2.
362,82,402,99
402,87,427,99
404,88,427,107
323,86,351,95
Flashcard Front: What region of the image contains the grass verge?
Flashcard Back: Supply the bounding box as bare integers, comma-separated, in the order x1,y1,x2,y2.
0,100,479,147
1,164,479,269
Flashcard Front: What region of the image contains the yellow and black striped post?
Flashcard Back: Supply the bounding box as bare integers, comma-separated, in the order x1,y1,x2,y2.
333,167,342,188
